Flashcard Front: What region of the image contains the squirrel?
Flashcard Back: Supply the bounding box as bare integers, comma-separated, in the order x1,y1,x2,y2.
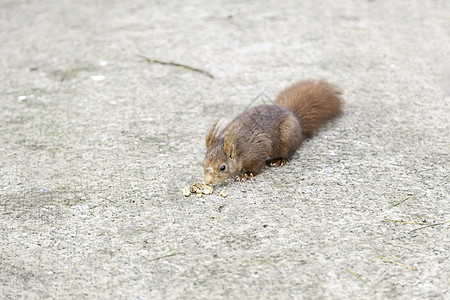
203,79,344,185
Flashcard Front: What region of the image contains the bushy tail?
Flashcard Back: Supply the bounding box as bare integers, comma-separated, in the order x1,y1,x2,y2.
274,79,344,138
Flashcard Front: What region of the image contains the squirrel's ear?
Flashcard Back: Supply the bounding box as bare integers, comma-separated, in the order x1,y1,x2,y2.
205,120,220,149
223,131,236,159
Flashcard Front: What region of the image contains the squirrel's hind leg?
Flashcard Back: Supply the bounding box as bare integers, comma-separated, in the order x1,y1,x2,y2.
271,114,303,163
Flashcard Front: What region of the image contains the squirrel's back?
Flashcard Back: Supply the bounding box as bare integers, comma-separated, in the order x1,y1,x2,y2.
274,80,344,138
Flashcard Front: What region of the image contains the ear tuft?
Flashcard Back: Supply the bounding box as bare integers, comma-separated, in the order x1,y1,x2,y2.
205,120,220,148
223,130,237,159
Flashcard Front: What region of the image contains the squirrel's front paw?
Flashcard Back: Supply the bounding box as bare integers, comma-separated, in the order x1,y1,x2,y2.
236,172,254,182
269,158,286,167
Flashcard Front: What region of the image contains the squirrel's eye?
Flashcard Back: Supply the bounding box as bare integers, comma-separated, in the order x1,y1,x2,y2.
219,165,226,171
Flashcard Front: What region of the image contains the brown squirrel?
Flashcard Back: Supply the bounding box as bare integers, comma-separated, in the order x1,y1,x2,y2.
203,79,344,184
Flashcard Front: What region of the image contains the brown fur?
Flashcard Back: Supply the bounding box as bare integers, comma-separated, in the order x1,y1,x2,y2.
203,79,344,184
205,120,220,148
275,79,343,138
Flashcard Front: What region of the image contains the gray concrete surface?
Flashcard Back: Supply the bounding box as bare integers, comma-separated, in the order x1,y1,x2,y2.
1,0,449,299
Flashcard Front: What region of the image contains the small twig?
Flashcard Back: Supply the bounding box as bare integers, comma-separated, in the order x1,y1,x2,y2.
387,196,411,209
409,220,450,233
148,252,186,262
377,254,417,271
345,268,367,284
218,204,226,213
260,259,286,275
125,49,214,79
382,219,428,225
97,195,118,205
262,259,277,268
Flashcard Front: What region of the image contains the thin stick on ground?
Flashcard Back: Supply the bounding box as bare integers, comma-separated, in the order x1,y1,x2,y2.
125,49,215,79
387,196,411,209
261,259,283,274
377,254,417,271
148,252,186,262
382,219,428,225
97,195,118,205
409,220,450,233
262,259,277,268
345,268,367,284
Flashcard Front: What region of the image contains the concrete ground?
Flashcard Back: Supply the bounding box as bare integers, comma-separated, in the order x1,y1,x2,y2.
1,0,449,299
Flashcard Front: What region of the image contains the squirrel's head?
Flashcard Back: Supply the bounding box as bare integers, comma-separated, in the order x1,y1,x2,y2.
203,121,242,185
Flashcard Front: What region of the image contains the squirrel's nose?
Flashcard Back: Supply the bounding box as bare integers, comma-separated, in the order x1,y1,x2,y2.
204,174,213,185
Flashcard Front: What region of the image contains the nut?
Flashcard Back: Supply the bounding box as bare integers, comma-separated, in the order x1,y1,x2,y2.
184,182,214,197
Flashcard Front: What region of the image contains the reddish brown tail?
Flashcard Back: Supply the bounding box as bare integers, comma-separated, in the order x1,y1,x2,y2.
274,79,344,138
